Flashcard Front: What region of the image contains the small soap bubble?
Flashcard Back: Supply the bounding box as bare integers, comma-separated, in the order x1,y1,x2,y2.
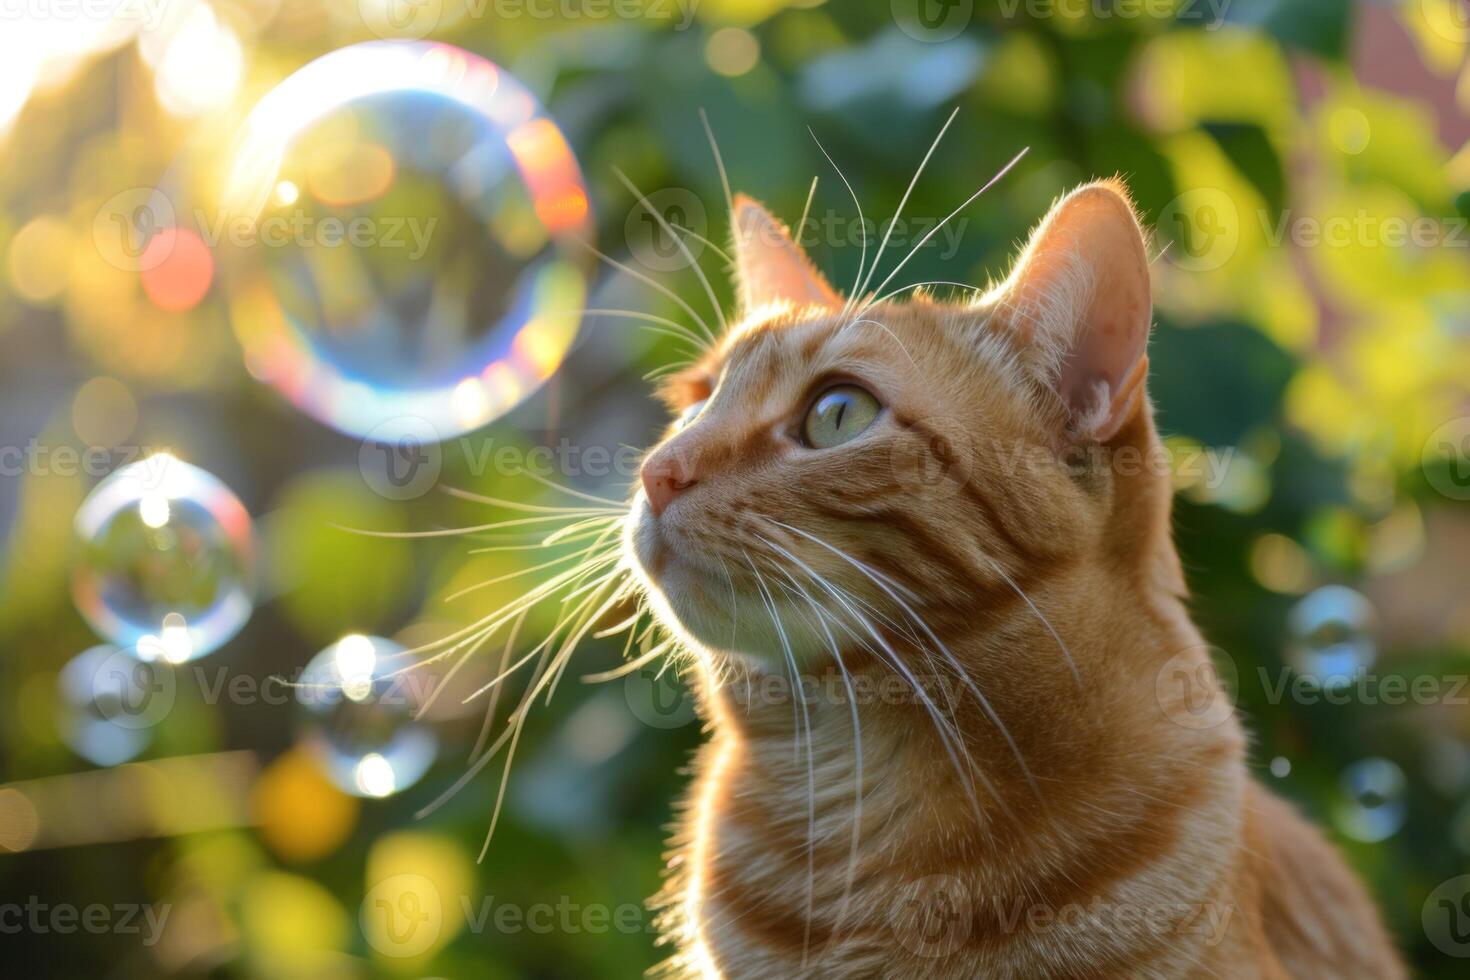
1334,757,1407,843
57,645,176,767
215,40,592,440
296,634,437,798
72,454,254,662
1285,585,1377,691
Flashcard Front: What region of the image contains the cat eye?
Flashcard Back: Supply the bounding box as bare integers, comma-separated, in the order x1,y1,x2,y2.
676,399,707,429
802,384,880,449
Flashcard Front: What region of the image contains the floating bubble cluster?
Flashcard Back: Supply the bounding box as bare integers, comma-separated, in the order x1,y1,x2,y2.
296,634,438,798
1334,757,1407,843
72,455,255,662
216,40,592,440
57,645,174,767
1285,584,1377,691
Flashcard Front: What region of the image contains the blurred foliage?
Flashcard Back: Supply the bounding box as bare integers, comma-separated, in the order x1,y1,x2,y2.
1,0,1469,977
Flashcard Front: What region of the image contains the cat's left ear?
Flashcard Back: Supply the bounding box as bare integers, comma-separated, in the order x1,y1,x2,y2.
996,179,1152,443
731,194,841,313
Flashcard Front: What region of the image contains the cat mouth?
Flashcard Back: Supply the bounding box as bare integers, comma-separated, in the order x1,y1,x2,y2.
629,491,693,584
627,492,731,626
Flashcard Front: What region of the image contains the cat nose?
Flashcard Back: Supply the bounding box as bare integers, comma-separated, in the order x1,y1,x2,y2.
641,450,698,516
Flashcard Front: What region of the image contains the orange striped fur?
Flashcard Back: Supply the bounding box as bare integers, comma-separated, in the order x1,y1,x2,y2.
623,182,1404,978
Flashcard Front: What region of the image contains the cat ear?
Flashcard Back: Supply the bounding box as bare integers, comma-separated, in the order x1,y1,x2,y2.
997,180,1152,443
732,194,841,312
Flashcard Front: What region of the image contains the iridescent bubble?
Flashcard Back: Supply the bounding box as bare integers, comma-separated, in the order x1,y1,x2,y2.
1285,584,1377,691
215,41,592,440
1333,757,1407,843
72,454,255,662
296,634,437,798
57,645,176,767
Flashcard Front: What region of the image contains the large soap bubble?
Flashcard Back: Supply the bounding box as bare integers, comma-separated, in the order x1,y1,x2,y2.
72,454,254,662
216,40,592,441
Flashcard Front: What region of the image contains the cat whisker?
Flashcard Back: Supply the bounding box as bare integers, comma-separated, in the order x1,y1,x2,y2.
976,551,1083,688
807,128,868,325
580,637,675,683
471,607,527,761
669,221,734,267
845,317,918,371
644,360,699,382
569,307,709,348
853,106,960,304
440,486,624,516
333,511,616,540
862,145,1030,316
574,239,719,345
796,175,819,249
699,108,736,224
765,559,864,952
512,468,631,510
766,519,1041,804
443,549,621,603
869,279,985,308
412,624,496,722
613,167,728,336
742,549,818,968
753,531,994,824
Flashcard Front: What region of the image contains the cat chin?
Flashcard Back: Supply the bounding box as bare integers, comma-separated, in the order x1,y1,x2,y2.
624,503,832,672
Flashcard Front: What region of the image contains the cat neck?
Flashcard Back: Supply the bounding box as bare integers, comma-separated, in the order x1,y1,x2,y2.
673,573,1247,976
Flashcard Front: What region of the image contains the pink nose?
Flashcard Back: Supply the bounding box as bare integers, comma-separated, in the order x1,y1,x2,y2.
641,454,697,516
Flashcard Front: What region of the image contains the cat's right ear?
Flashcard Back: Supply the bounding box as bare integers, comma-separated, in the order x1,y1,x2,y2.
731,194,841,313
994,179,1153,444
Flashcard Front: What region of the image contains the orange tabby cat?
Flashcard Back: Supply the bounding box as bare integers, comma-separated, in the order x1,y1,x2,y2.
624,179,1404,978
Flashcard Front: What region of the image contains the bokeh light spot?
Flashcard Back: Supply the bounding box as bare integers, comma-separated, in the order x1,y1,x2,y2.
252,747,359,864
140,228,214,312
8,215,72,303
706,27,761,78
72,376,138,449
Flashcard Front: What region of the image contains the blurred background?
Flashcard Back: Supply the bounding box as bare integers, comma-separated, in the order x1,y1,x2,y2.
1,0,1469,976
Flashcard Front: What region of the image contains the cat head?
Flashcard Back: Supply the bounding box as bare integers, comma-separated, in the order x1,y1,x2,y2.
626,180,1176,676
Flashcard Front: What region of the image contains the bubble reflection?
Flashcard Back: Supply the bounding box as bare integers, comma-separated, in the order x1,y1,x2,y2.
72,454,255,662
1285,585,1377,691
218,41,592,440
296,635,437,799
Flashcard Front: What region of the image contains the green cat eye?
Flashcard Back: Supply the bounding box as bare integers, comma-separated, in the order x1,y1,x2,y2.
677,399,707,428
802,384,880,449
